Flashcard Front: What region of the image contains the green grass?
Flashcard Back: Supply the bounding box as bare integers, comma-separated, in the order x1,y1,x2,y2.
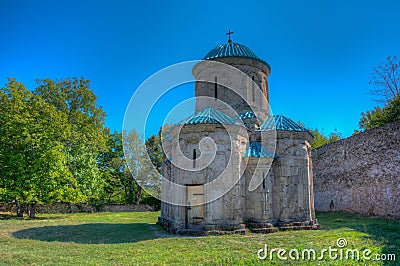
0,211,398,265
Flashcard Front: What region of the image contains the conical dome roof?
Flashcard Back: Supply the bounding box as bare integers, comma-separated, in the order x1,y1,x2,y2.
203,42,269,69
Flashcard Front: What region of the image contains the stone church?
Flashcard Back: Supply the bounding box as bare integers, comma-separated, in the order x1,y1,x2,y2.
158,35,318,234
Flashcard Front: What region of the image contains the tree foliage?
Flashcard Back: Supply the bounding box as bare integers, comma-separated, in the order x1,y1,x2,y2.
98,130,145,204
0,78,167,215
0,78,112,216
123,129,161,203
360,56,400,130
359,94,400,130
309,128,342,149
145,129,163,174
296,121,341,149
0,79,79,216
34,78,108,201
369,56,399,103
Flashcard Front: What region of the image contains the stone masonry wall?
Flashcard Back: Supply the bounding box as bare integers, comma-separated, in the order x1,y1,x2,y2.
312,120,400,218
193,58,270,121
160,123,249,230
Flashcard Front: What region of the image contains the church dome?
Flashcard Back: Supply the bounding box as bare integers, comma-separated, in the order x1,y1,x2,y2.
203,42,269,67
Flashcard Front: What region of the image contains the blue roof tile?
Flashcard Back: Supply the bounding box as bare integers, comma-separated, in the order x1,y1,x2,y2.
204,42,270,69
244,141,276,158
180,107,242,126
239,110,258,119
259,115,309,132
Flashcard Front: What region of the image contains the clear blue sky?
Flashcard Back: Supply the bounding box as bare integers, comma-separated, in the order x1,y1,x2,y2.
1,0,400,138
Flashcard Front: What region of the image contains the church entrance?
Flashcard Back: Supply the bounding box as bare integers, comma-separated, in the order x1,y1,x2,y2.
186,185,204,227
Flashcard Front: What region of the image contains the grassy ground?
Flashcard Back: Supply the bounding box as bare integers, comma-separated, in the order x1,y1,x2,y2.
0,211,398,265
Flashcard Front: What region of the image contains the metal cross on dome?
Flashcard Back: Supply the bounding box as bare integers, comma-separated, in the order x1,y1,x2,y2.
226,29,234,43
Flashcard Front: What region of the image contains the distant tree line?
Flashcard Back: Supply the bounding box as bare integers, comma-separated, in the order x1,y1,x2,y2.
296,121,342,149
0,78,161,218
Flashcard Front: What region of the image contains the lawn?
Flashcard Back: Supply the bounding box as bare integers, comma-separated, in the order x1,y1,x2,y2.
0,211,398,265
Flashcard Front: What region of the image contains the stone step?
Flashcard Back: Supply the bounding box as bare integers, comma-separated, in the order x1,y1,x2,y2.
207,229,248,235
247,222,274,229
279,225,312,231
176,229,206,236
250,227,279,234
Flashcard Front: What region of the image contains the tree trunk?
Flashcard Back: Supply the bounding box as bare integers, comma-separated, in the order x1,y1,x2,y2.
15,201,19,216
29,202,37,218
17,203,26,217
136,186,142,205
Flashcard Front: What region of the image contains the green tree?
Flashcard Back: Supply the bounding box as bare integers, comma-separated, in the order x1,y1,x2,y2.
145,129,163,174
99,129,162,209
296,121,341,149
124,130,146,204
0,77,164,214
309,128,342,149
98,130,142,204
98,130,124,203
359,94,400,130
124,129,163,204
143,128,167,210
34,78,108,202
360,56,400,130
0,79,78,217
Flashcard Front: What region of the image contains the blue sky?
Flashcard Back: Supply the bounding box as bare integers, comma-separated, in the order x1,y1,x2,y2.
1,0,400,138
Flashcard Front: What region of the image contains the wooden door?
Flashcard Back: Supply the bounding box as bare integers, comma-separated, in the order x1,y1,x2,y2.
187,185,204,226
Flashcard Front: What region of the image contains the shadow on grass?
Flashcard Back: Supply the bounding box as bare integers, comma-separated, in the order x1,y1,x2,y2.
317,211,399,265
12,223,160,244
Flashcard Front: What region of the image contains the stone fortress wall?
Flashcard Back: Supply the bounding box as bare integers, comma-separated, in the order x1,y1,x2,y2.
312,120,400,218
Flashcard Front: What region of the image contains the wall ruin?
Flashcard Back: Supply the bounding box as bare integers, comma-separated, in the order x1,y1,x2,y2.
312,120,400,218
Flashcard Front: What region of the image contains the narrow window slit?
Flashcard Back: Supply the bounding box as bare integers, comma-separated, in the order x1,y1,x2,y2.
193,149,197,168
252,76,255,102
214,77,218,99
